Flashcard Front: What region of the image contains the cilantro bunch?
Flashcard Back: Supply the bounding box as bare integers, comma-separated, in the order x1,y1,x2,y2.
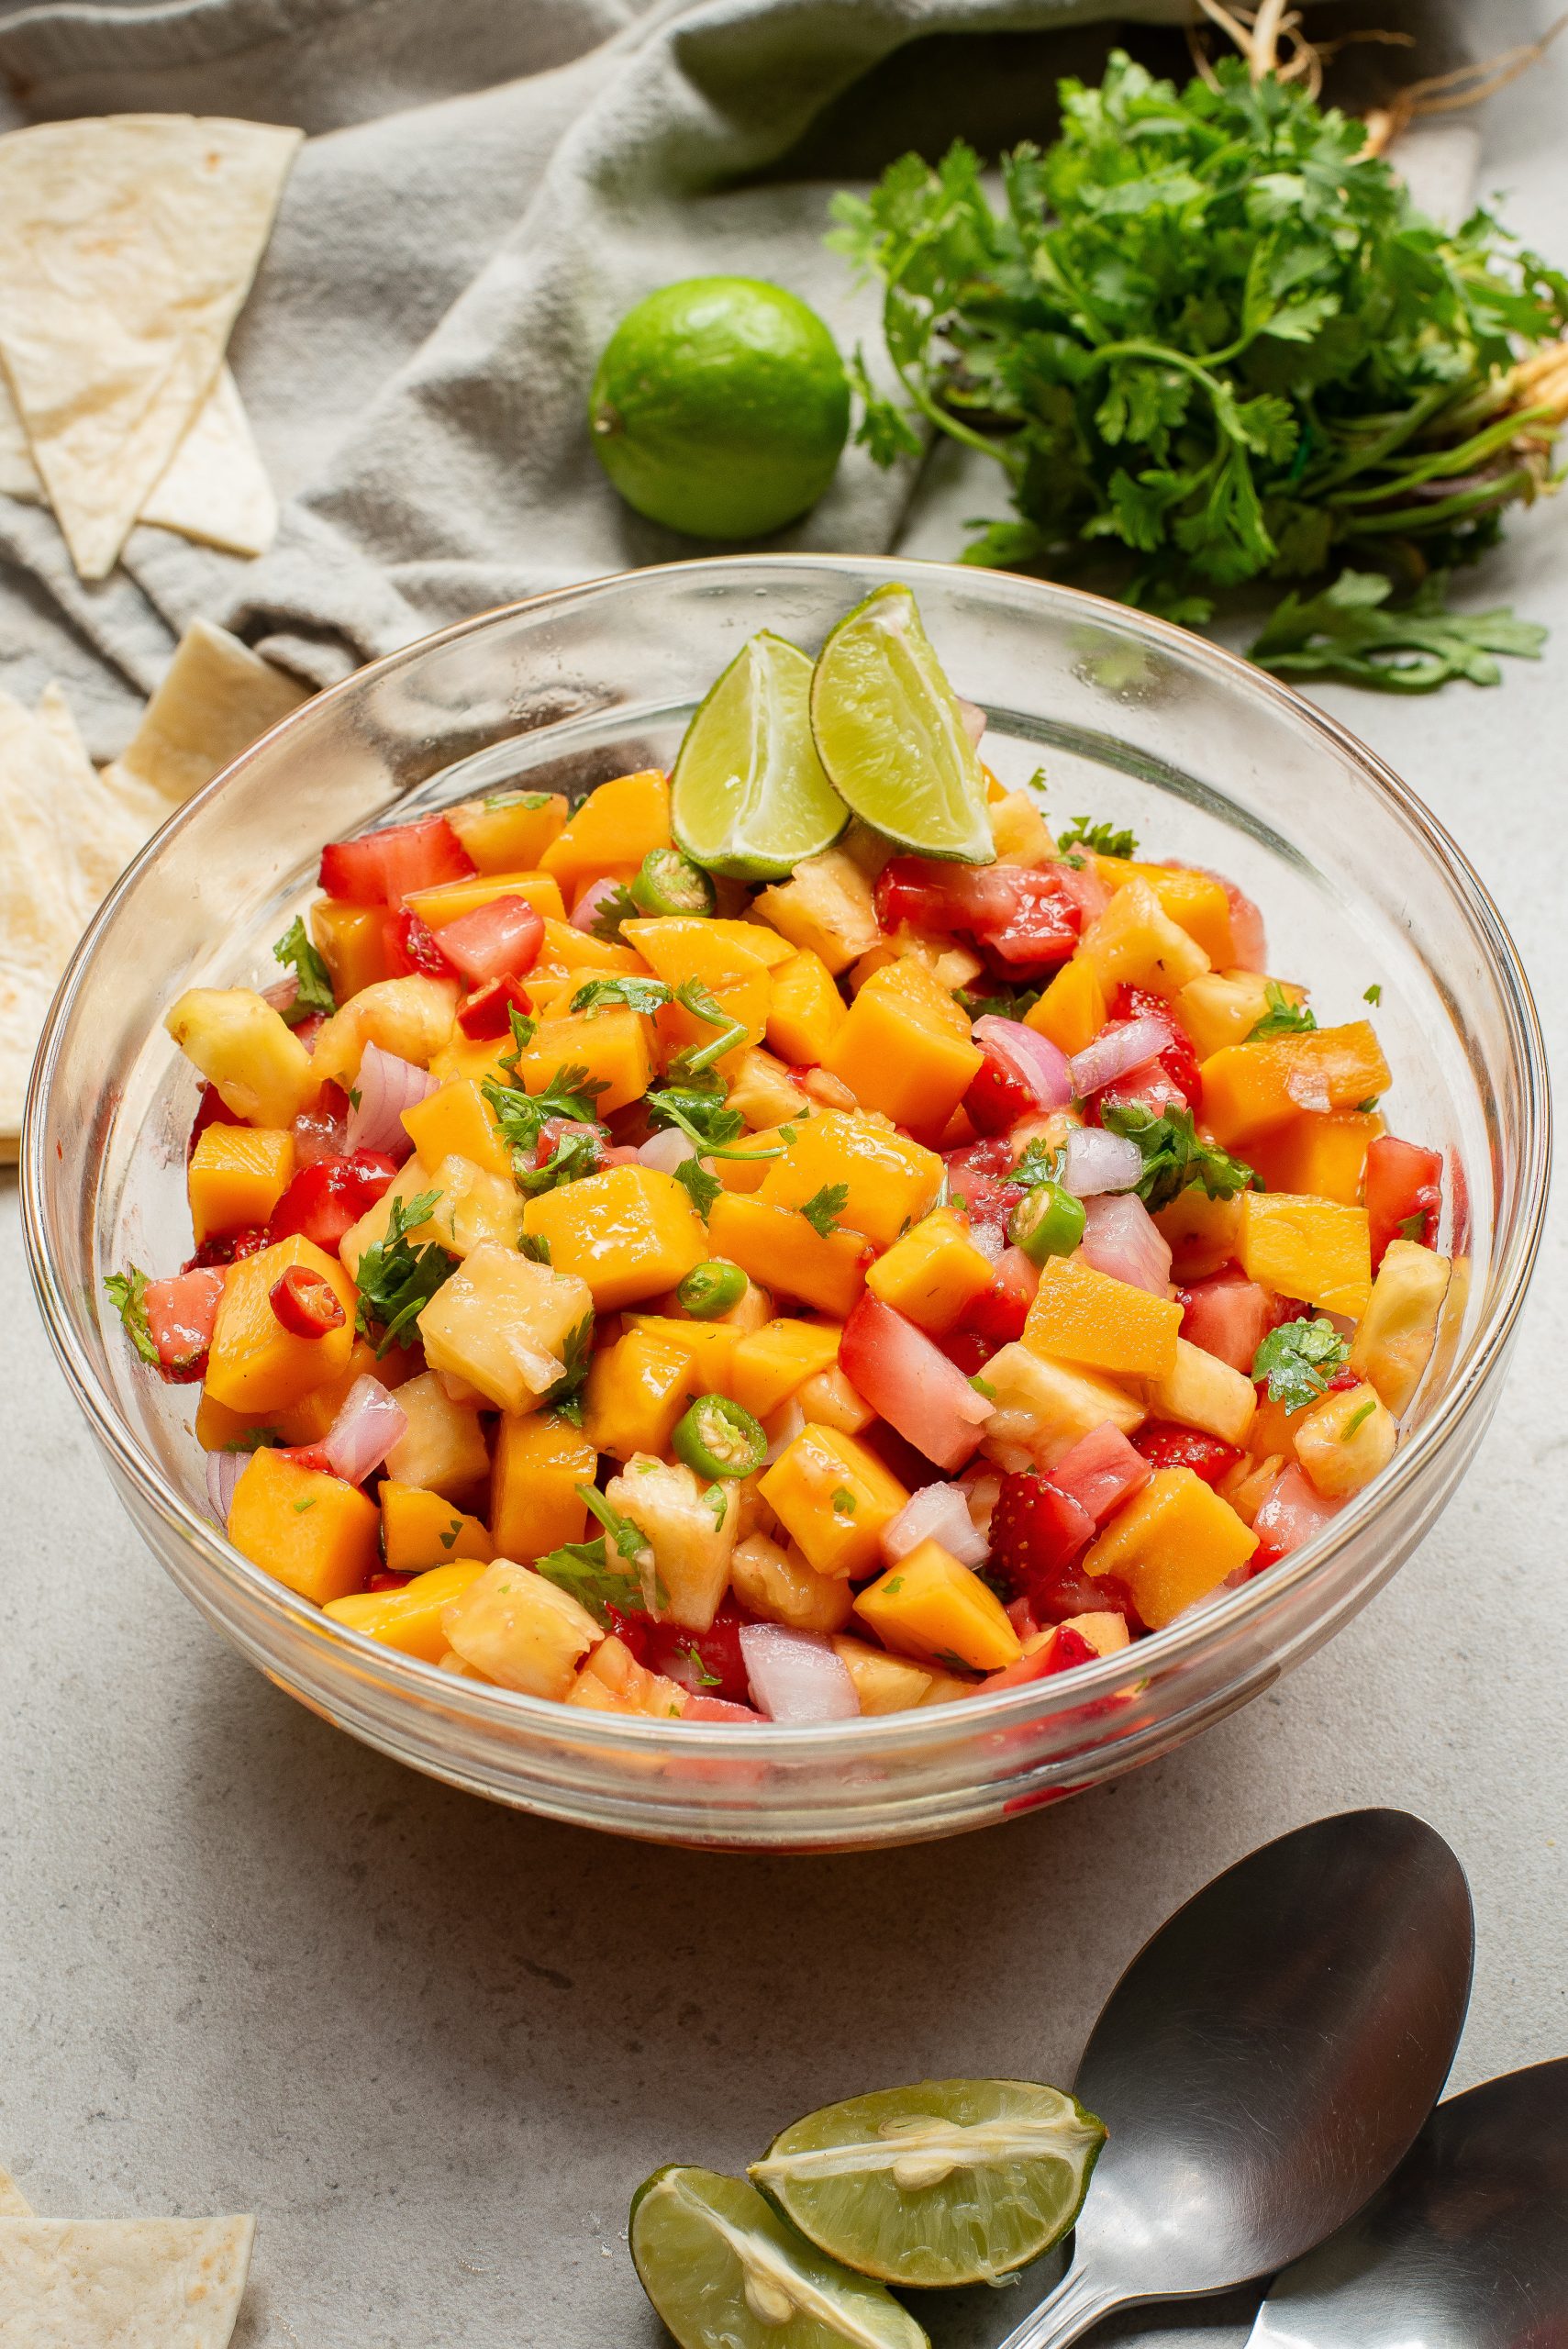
832,50,1568,687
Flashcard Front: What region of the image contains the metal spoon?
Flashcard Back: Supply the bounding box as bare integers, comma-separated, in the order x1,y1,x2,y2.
1250,2056,1568,2345
995,1809,1474,2348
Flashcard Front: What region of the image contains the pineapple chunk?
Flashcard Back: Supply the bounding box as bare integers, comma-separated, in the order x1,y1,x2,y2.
753,848,880,975
1141,1337,1256,1448
439,1559,599,1698
1294,1381,1397,1499
730,1532,853,1633
164,986,315,1127
310,974,460,1090
605,1453,740,1631
417,1243,593,1414
1080,877,1210,998
567,1634,689,1720
988,790,1057,867
726,1046,811,1130
383,1368,490,1500
420,1153,524,1256
979,1341,1144,1472
1349,1238,1451,1415
830,1635,935,1714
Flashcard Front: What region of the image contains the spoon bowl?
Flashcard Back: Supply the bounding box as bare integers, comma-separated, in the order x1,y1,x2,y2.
1251,2056,1568,2346
997,1809,1474,2346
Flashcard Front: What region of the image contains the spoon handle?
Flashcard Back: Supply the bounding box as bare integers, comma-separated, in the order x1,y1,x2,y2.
992,2261,1119,2349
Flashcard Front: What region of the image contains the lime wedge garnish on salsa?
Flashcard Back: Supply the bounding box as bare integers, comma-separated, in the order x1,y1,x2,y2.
671,630,850,878
749,2077,1106,2288
629,2165,928,2349
808,584,994,863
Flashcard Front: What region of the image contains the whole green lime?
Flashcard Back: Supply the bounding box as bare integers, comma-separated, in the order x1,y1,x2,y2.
589,276,851,540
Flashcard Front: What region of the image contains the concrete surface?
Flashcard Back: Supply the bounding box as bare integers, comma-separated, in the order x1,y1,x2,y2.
2,26,1565,2349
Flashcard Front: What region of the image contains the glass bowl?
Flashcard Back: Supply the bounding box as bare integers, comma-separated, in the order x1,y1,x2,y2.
22,557,1549,1851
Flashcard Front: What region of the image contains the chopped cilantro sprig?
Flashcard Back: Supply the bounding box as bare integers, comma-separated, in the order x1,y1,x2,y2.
104,1265,160,1365
1252,1316,1351,1413
272,917,337,1023
353,1190,458,1354
1100,1103,1257,1213
799,1183,851,1238
1246,981,1317,1042
1058,818,1139,861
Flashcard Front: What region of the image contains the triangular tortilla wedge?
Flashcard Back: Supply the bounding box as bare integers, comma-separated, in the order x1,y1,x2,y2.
0,115,301,579
34,682,169,903
0,2164,31,2216
102,618,310,807
0,368,40,497
0,2214,254,2348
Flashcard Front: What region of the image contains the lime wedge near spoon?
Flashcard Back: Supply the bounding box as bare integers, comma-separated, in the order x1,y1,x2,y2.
630,2165,928,2349
809,582,995,863
750,2078,1106,2288
671,630,850,878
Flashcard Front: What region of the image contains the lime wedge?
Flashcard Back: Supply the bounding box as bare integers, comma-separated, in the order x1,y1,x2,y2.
672,631,850,878
629,2165,927,2349
749,2078,1106,2288
809,584,994,863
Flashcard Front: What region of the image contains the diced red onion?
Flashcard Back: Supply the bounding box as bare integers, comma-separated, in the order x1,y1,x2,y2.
1078,1192,1173,1294
323,1374,408,1486
206,1448,247,1527
740,1625,860,1723
1252,1463,1343,1559
638,1127,697,1174
261,974,299,1016
957,696,987,748
346,1042,438,1156
972,1016,1073,1114
1068,1014,1174,1099
882,1483,989,1569
1062,1124,1143,1197
571,876,626,936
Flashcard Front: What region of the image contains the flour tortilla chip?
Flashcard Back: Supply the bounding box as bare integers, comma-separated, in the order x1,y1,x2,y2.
0,2165,31,2216
0,115,301,579
0,371,41,498
34,683,168,903
0,686,100,1150
103,618,310,807
139,366,277,559
0,2213,254,2347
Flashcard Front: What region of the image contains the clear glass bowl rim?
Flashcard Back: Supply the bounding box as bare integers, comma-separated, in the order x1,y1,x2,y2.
21,553,1552,1765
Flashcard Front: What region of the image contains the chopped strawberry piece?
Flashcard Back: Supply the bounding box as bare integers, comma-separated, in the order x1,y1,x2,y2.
269,1264,348,1340
458,974,534,1040
384,908,457,978
960,1246,1037,1347
318,816,473,907
1111,984,1202,1108
183,1226,270,1272
983,1622,1100,1692
1365,1133,1442,1268
645,1603,753,1707
989,1468,1095,1592
938,1328,994,1377
1132,1420,1241,1486
267,1151,398,1252
142,1267,228,1380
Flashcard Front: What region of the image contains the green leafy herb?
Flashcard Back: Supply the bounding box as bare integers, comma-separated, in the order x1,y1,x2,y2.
533,1537,648,1627
1251,1315,1351,1412
669,979,751,1080
483,789,551,812
1246,980,1317,1041
954,983,1044,1021
1362,984,1383,1007
588,880,639,944
1011,1136,1063,1190
1397,1210,1428,1243
883,1576,904,1598
830,50,1568,685
799,1183,851,1238
293,1497,317,1515
1101,1102,1257,1212
272,916,337,1022
1356,1096,1381,1115
1057,818,1139,861
1250,570,1548,693
569,974,673,1018
647,1082,744,1152
104,1265,160,1366
580,1483,652,1571
672,1156,723,1220
439,1521,461,1551
482,1064,608,1168
542,1314,595,1423
516,1124,601,1197
1340,1397,1376,1439
353,1190,458,1354
499,1002,538,1067
830,1486,857,1516
681,1642,723,1687
518,1230,553,1264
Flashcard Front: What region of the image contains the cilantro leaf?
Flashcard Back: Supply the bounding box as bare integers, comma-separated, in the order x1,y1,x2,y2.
1252,1316,1351,1413
1011,1137,1063,1190
588,880,639,944
570,974,673,1018
1100,1102,1257,1212
104,1265,160,1366
482,1065,608,1169
673,1156,722,1220
515,1124,601,1197
1246,980,1317,1041
1057,818,1140,861
518,1231,553,1265
1250,571,1548,693
668,979,750,1080
353,1190,458,1354
541,1313,595,1422
498,1002,537,1067
799,1183,851,1238
1363,984,1383,1007
272,917,336,1022
532,1538,648,1628
954,983,1043,1021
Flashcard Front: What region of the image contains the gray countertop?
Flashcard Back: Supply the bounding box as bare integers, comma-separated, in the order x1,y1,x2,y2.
3,36,1566,2349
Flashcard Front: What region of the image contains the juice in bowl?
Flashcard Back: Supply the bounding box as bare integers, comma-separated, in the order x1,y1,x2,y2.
23,558,1547,1848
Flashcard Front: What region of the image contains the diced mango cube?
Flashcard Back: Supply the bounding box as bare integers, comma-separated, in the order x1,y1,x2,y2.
384,1368,491,1500
206,1233,357,1414
530,918,649,981
760,1110,942,1250
706,1193,867,1317
417,1243,594,1414
1079,877,1209,998
730,1532,853,1633
380,1480,493,1575
1023,1255,1182,1379
822,959,983,1133
1200,1020,1391,1148
490,1411,595,1560
829,1635,935,1714
1083,1466,1257,1629
402,868,565,930
854,1539,1022,1672
187,1123,295,1244
729,1319,842,1419
324,1560,487,1662
1142,1336,1256,1447
978,1341,1145,1472
165,987,317,1128
1027,955,1107,1058
509,1006,654,1114
866,1206,994,1333
309,974,460,1091
310,900,389,1001
758,1423,908,1578
227,1446,380,1604
539,770,672,895
440,1559,601,1697
1239,1191,1372,1319
795,1364,875,1436
401,1076,512,1182
753,849,880,974
625,1314,741,1394
1248,1108,1383,1205
522,1164,706,1311
1094,858,1234,964
1173,970,1307,1061
446,789,567,873
583,1327,698,1461
766,949,847,1065
1348,1238,1451,1415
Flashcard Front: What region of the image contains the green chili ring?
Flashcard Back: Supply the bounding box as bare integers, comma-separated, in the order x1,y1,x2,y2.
672,1394,767,1479
676,1260,748,1319
1009,1178,1086,1266
629,847,716,918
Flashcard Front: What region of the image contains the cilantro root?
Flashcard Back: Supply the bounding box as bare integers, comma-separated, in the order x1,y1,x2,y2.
831,50,1568,689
